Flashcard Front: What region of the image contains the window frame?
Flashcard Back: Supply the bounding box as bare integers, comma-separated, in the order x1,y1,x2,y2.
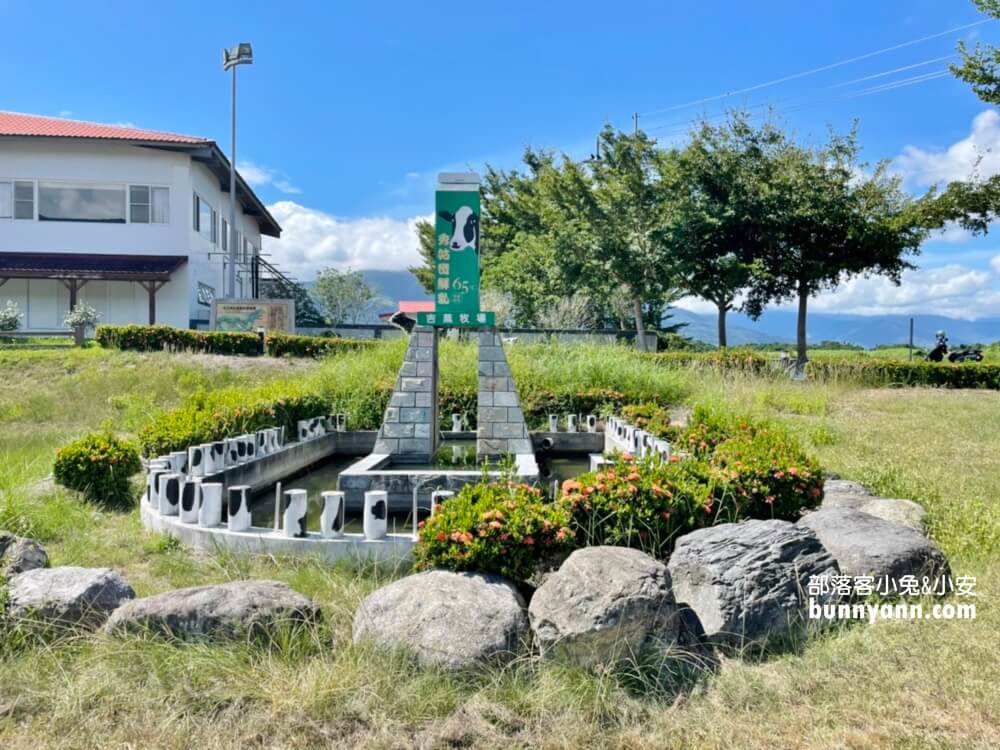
0,181,11,219
37,180,127,224
14,180,35,220
129,184,170,225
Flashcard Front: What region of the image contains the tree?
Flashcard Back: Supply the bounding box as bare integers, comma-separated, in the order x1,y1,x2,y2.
669,113,785,346
745,128,930,364
258,276,325,328
313,268,376,325
952,1,1000,104
536,127,681,347
408,219,436,295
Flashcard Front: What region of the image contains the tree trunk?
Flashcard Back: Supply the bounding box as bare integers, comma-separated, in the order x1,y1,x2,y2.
632,297,646,351
796,280,809,365
716,303,728,349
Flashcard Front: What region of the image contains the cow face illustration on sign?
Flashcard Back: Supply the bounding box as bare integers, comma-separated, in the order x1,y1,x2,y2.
438,205,479,254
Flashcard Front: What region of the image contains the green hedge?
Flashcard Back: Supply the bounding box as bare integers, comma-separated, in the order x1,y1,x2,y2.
96,325,261,355
654,349,999,388
53,432,142,508
264,332,373,358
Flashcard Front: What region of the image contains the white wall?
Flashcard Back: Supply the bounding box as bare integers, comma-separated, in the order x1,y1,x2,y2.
0,138,268,330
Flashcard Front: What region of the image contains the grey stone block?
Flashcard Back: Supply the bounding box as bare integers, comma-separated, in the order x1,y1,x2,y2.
478,361,493,376
383,423,415,438
399,439,432,454
416,332,435,347
481,406,508,423
494,423,527,439
477,423,493,438
414,392,432,408
478,331,497,346
390,392,415,408
401,377,431,392
507,407,524,423
481,376,509,392
384,407,400,423
400,407,430,423
477,438,507,456
506,439,533,454
478,391,493,407
492,361,511,377
412,347,433,362
414,424,431,438
493,392,518,407
399,361,417,377
480,347,505,362
373,438,398,454
416,361,434,377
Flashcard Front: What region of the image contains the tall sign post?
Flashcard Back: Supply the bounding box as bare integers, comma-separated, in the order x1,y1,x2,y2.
416,172,495,328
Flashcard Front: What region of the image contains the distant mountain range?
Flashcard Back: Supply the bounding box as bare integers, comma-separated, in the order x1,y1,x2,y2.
349,270,998,347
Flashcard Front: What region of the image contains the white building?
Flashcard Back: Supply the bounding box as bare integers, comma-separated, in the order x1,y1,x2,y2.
0,111,281,330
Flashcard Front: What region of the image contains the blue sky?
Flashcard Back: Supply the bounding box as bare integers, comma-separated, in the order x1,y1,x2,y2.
3,0,1000,320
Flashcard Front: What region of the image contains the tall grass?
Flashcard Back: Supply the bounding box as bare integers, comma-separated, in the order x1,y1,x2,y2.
0,345,998,748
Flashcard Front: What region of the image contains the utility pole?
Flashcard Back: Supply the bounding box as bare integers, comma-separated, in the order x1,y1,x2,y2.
633,111,639,136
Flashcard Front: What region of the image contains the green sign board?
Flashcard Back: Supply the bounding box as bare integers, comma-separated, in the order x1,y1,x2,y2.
418,172,494,328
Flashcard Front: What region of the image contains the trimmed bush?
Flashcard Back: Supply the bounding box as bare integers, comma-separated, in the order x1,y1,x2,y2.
53,432,142,508
620,403,672,437
414,482,576,581
96,325,261,356
264,332,373,358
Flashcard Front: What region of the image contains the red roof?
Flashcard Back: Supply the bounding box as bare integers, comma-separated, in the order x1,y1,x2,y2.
0,111,208,145
398,300,435,314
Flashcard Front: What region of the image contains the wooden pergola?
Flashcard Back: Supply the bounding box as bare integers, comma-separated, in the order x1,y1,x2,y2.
0,252,188,324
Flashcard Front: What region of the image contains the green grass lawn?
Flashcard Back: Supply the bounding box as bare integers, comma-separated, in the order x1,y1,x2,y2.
0,344,998,749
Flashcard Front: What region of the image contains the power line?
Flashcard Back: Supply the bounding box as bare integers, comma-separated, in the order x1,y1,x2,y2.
827,54,956,88
639,19,989,117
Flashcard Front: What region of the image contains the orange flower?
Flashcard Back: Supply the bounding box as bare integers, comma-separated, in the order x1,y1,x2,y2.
626,472,640,482
490,520,502,529
582,485,595,496
788,467,799,476
435,532,447,542
562,479,582,495
622,452,634,461
523,535,535,546
626,484,638,494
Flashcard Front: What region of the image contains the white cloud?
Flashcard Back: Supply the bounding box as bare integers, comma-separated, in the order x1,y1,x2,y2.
931,223,973,244
237,160,301,195
807,264,1000,319
675,264,1000,320
895,109,1000,187
262,201,430,278
58,109,73,117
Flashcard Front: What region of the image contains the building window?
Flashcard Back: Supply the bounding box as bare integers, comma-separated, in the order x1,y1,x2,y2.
0,182,11,218
194,193,216,242
14,181,34,220
221,218,229,252
130,186,169,224
38,182,125,223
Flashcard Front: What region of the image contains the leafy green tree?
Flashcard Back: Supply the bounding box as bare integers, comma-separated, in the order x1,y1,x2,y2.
669,113,786,346
408,219,436,295
313,267,376,325
951,1,1000,104
258,276,325,327
536,126,681,347
745,129,930,364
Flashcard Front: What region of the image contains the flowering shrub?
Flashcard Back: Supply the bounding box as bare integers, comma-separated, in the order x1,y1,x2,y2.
0,300,23,332
53,432,142,508
414,482,576,581
708,427,823,519
64,303,101,331
620,403,672,437
558,456,715,559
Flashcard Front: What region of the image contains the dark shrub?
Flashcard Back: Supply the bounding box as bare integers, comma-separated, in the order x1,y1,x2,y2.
96,324,260,356
53,432,142,508
265,333,373,358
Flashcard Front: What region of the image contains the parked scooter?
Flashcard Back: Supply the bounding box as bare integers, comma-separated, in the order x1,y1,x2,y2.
925,330,984,363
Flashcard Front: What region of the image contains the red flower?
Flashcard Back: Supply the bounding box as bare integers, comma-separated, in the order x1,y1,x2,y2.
523,535,535,546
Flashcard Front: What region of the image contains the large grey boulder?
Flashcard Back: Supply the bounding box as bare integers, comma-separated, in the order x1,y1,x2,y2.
4,567,135,629
798,508,949,583
353,570,528,671
104,580,321,641
667,520,838,645
0,531,48,577
528,546,679,667
823,479,872,498
818,481,927,532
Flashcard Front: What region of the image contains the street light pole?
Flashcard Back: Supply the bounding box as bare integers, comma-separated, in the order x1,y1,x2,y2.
222,42,253,300
228,64,237,299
